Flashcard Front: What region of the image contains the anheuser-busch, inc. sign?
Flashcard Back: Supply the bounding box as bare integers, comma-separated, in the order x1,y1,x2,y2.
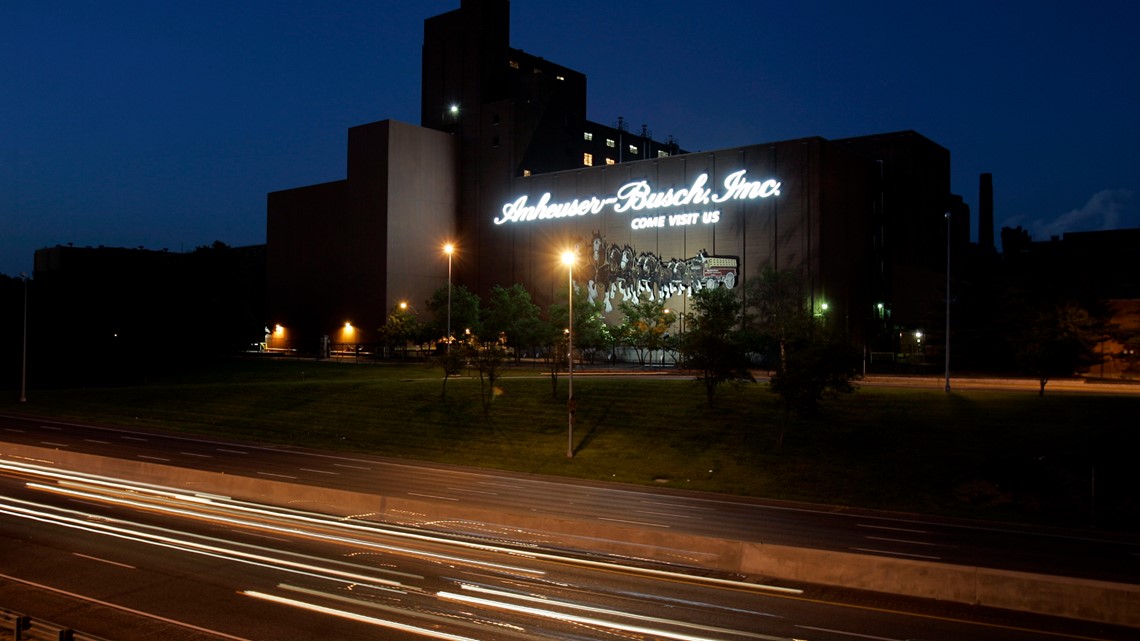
494,169,781,229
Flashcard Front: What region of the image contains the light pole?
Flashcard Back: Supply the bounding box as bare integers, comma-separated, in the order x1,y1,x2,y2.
561,250,576,458
944,211,951,393
444,243,454,352
20,272,28,403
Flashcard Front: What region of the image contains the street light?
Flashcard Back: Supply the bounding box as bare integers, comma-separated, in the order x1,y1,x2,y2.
561,250,576,458
944,211,951,393
20,272,28,403
444,243,454,352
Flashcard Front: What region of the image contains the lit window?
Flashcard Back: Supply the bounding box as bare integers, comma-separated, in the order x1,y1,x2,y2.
583,153,593,166
522,169,531,177
509,60,519,69
657,150,669,158
605,158,616,165
606,138,615,148
629,145,639,155
556,75,565,81
583,132,593,141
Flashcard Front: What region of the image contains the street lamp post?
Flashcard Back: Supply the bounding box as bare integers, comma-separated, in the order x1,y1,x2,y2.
561,250,575,458
20,273,28,403
444,243,454,352
944,212,952,393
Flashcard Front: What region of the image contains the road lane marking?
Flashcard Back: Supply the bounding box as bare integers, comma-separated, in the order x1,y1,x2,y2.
446,487,499,495
857,523,928,534
635,509,702,520
333,463,371,470
4,428,26,433
300,468,339,475
40,442,69,447
180,452,213,458
73,552,135,569
407,492,459,501
598,517,670,528
217,448,248,455
639,499,716,511
40,426,62,430
121,436,148,441
0,572,254,641
851,547,941,560
84,439,111,444
137,455,170,462
864,536,944,547
796,625,899,640
257,472,297,479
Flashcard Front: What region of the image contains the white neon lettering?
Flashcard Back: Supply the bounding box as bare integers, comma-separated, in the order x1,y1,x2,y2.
495,170,779,225
711,170,781,203
494,193,612,224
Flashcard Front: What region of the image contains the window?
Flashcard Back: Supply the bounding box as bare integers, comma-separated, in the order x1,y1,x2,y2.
583,132,593,141
583,153,593,166
606,138,615,148
605,158,616,165
522,169,531,177
509,60,519,69
629,145,639,155
555,75,565,81
657,150,670,158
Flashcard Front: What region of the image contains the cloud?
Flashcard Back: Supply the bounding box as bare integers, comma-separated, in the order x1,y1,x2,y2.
1030,189,1134,239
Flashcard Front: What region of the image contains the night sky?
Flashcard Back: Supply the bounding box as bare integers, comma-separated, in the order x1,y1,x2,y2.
3,1,1138,278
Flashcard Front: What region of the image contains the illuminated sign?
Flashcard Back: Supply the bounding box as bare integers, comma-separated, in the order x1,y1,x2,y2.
494,169,781,228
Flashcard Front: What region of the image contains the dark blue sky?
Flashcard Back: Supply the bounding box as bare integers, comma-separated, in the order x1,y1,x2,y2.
3,1,1138,277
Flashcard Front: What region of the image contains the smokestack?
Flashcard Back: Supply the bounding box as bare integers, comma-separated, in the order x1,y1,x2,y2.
979,173,994,251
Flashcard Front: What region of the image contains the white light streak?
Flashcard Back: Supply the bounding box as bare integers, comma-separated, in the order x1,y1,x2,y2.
243,590,484,641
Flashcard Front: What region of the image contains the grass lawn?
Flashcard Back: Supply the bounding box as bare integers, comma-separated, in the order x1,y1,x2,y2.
4,358,1138,532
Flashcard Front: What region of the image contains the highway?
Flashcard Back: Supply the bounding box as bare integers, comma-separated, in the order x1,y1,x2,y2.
1,458,1133,641
2,413,1137,585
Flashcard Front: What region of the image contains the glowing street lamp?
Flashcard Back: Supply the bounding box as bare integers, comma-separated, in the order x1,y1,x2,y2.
561,250,576,458
444,243,454,352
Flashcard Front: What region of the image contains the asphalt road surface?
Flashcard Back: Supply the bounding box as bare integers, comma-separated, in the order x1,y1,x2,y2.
2,413,1137,586
1,459,1135,641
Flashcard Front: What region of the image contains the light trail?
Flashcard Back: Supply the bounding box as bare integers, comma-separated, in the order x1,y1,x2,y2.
2,457,801,595
243,590,486,641
452,582,786,640
1,458,808,640
438,588,796,641
0,498,415,592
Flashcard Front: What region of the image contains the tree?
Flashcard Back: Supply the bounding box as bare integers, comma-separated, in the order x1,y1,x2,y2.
432,344,467,400
482,283,544,362
677,285,754,406
548,283,609,365
744,267,813,372
543,324,569,398
618,299,671,367
745,268,859,444
377,303,423,359
1016,301,1105,395
424,284,481,348
465,333,509,414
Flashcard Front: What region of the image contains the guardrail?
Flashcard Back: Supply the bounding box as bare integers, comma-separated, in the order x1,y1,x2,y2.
1,607,110,641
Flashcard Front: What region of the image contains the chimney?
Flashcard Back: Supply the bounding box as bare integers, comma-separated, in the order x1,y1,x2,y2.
979,173,994,251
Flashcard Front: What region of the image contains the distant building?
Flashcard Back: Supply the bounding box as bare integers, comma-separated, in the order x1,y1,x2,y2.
267,0,967,359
